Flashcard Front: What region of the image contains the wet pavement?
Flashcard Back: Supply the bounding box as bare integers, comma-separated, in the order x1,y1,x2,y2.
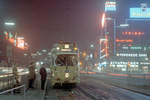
81,75,150,100
1,74,150,100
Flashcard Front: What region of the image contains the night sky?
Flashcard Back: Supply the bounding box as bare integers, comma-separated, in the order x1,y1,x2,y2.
0,0,150,51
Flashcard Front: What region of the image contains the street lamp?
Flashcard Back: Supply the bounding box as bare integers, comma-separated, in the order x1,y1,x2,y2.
117,24,129,28
82,52,87,58
90,44,94,48
42,49,47,53
4,22,15,26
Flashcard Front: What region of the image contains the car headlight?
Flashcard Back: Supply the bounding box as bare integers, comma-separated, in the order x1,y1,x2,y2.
65,73,69,78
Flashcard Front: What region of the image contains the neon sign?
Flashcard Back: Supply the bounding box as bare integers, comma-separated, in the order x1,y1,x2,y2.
130,8,150,18
116,39,133,43
17,37,25,49
101,13,105,28
105,1,116,12
116,53,147,57
122,32,144,35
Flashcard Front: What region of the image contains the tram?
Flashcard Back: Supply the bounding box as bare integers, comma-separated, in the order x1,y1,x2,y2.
49,42,80,87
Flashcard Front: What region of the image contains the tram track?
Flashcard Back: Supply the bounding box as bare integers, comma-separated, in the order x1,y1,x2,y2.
78,81,129,100
44,85,94,100
43,77,134,100
55,89,75,100
74,86,97,100
43,81,135,100
43,77,131,100
76,86,100,100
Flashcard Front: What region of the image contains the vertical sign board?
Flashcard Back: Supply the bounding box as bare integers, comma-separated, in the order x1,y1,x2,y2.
17,37,25,49
130,8,150,18
105,1,116,12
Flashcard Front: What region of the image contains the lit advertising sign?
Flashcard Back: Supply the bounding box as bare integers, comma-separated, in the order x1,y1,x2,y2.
17,37,25,49
116,53,147,57
130,8,150,18
122,31,144,35
105,1,116,12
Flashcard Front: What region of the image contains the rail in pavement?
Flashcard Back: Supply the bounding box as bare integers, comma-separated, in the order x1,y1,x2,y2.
0,85,26,100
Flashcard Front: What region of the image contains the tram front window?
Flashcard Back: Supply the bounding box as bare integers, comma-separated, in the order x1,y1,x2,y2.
55,54,77,66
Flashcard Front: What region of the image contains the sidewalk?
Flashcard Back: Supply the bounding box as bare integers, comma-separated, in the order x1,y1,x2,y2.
0,75,44,100
0,88,44,100
25,88,44,100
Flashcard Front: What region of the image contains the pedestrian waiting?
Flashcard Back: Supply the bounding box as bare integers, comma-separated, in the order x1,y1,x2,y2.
40,64,47,90
28,62,36,89
12,63,19,86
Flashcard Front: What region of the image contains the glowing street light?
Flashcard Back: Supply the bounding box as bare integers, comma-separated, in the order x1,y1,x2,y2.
82,52,87,57
4,22,15,26
90,44,94,48
42,49,47,52
119,24,129,27
105,17,112,20
115,23,130,28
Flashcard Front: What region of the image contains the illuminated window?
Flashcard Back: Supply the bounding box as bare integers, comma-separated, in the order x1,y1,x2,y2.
64,44,69,48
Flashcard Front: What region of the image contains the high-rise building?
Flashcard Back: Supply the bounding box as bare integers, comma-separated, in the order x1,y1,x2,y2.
108,2,150,73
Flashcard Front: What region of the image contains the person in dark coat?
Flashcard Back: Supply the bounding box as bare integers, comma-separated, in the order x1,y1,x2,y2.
28,62,36,88
40,65,47,90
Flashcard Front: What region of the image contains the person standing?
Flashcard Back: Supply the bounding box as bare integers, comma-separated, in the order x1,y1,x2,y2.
28,62,36,88
12,64,19,85
40,65,47,90
36,62,41,89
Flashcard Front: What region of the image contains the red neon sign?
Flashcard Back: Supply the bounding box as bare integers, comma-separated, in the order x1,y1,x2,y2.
116,39,133,43
122,32,144,35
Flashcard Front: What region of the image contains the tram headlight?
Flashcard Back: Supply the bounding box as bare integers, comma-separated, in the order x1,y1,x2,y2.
65,73,69,78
